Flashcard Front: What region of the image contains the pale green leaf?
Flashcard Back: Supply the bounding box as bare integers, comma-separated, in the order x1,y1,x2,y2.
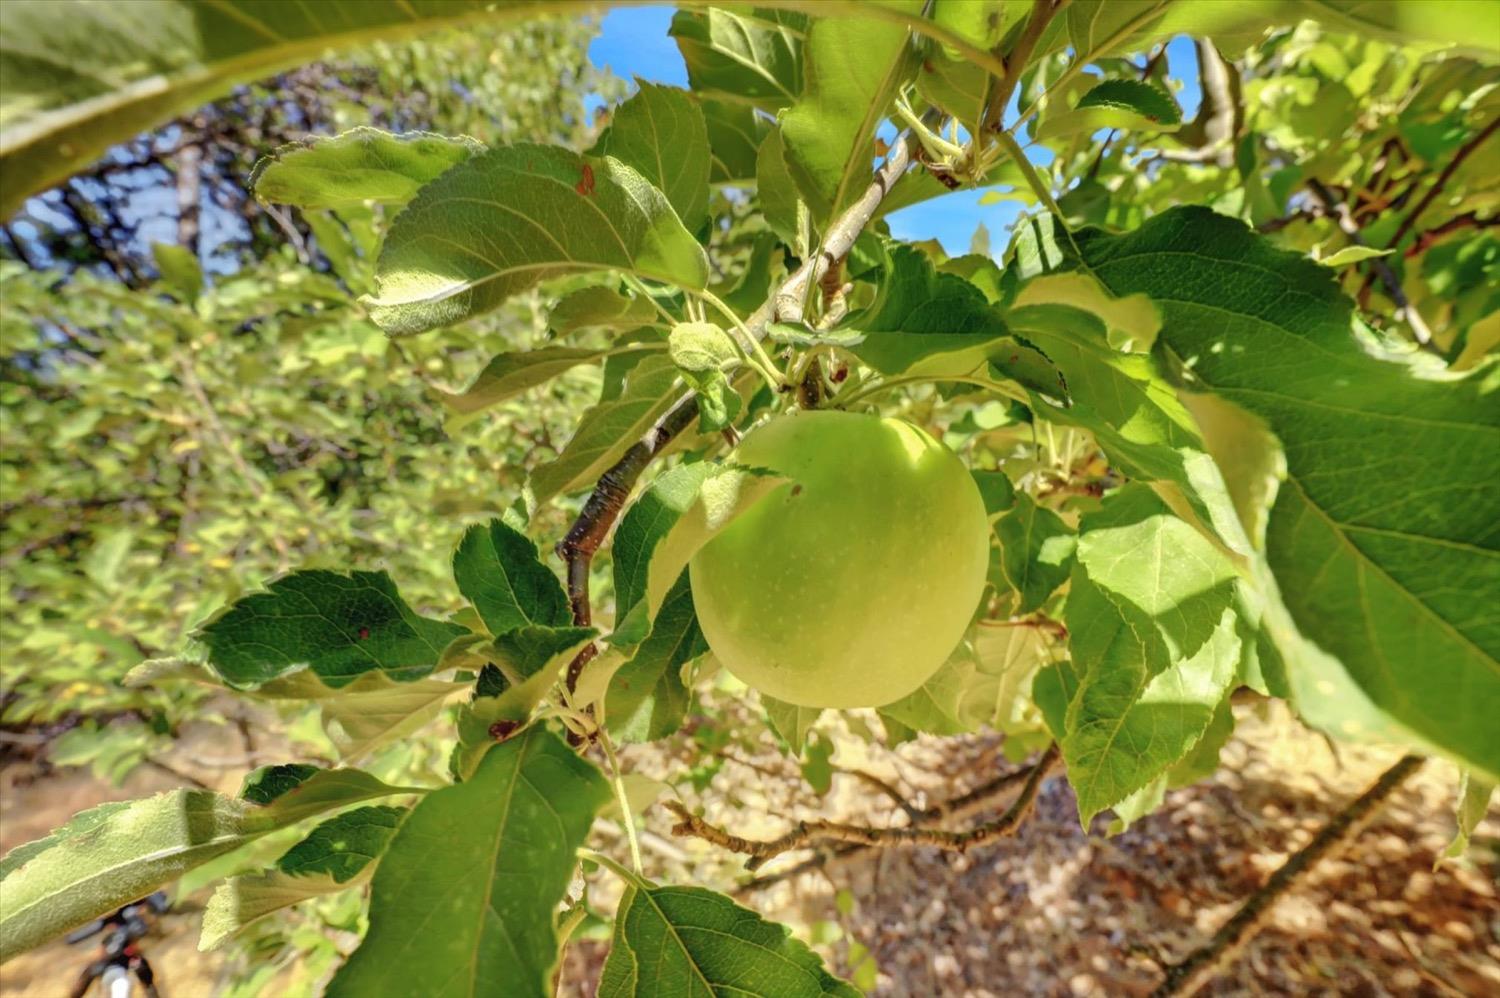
763,697,825,753
668,321,738,373
669,8,807,112
612,462,718,644
1442,770,1496,863
439,346,614,418
598,885,860,998
1049,206,1500,780
250,126,482,209
593,82,711,232
363,144,708,335
549,285,661,336
329,729,609,998
1061,486,1241,824
1318,245,1395,267
782,5,921,220
0,769,417,961
993,494,1077,613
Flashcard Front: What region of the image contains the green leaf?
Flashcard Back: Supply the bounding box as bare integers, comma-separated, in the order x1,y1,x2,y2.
200,805,407,950
763,697,825,754
592,82,711,232
363,144,708,335
0,769,417,961
1048,206,1500,780
701,98,770,184
599,884,860,998
1442,771,1496,863
607,575,708,743
972,469,1017,518
0,0,512,217
669,8,807,112
198,570,467,690
241,764,321,805
756,128,805,249
617,464,793,642
1078,78,1180,124
452,518,571,636
529,354,682,504
993,494,1077,613
1318,245,1395,267
318,672,469,762
150,243,202,304
439,346,613,418
550,285,662,336
250,126,482,209
613,462,719,643
844,245,1065,394
781,5,921,221
328,729,609,998
1061,486,1241,825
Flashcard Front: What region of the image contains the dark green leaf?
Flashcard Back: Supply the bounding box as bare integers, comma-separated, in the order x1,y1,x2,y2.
971,469,1017,517
364,144,708,335
329,729,609,998
277,805,405,882
199,570,466,689
592,83,711,232
701,98,770,184
613,463,719,644
250,126,482,209
452,518,571,636
599,884,860,998
240,763,321,804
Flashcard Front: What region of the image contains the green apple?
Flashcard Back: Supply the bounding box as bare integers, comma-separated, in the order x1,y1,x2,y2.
689,410,989,708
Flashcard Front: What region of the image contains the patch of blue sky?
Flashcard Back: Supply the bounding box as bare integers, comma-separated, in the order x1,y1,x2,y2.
584,9,1203,257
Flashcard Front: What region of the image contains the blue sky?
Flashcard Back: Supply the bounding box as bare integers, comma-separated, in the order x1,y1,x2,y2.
588,8,1202,256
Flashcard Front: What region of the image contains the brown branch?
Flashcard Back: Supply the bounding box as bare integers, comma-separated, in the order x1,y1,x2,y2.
1150,754,1423,998
1404,211,1495,258
667,744,1058,872
983,0,1063,136
1385,116,1499,253
1304,177,1436,348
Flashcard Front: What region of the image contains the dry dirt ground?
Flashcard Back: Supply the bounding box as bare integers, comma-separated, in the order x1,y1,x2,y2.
2,703,1496,997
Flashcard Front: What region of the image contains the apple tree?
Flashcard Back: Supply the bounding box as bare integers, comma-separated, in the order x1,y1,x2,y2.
1,2,1496,995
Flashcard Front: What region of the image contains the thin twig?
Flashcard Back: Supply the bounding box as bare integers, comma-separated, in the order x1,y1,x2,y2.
1304,178,1436,347
1150,754,1423,997
1384,116,1498,253
983,0,1063,136
667,745,1058,872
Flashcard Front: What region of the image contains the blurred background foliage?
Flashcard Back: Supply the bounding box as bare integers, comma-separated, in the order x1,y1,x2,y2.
0,18,624,760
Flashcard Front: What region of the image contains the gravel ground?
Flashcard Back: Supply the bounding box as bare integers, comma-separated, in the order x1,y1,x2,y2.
4,702,1496,997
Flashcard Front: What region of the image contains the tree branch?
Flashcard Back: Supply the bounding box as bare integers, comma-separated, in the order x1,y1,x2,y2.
1385,116,1498,254
556,134,920,700
666,744,1058,872
1150,754,1423,998
983,0,1063,136
1304,177,1436,347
